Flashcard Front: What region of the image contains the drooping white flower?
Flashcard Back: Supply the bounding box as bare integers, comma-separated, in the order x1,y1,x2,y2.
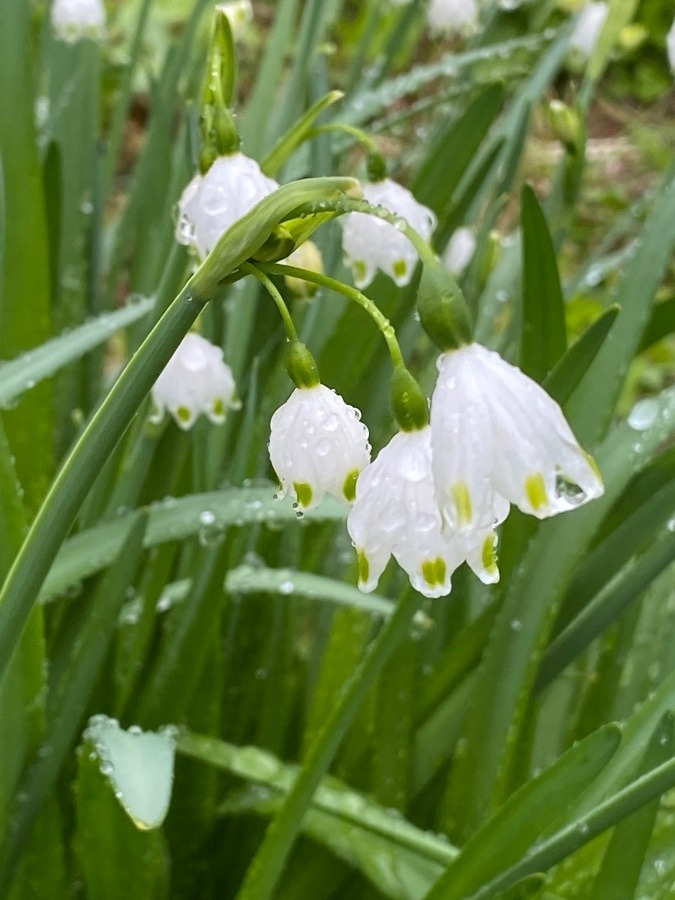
427,0,479,35
215,0,253,37
667,19,675,73
50,0,106,43
430,343,604,531
347,427,499,598
176,153,279,261
341,179,436,289
269,385,371,510
569,2,609,58
442,227,477,276
150,333,240,430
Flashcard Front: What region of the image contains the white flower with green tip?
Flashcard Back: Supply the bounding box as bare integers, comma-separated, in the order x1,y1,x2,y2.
427,0,479,35
569,2,609,58
215,0,253,37
347,426,499,598
50,0,106,42
442,227,477,276
341,179,436,289
269,385,371,511
430,343,604,531
150,333,240,430
176,153,279,261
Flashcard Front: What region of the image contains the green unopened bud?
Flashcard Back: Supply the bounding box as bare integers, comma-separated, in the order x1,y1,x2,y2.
282,241,324,299
286,341,320,388
417,257,473,352
547,100,584,155
253,225,296,263
366,151,387,183
212,11,237,106
390,367,429,432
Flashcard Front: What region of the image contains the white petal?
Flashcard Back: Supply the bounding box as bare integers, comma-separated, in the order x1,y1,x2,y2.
427,0,479,34
668,19,675,73
175,153,279,261
442,227,476,276
569,2,609,57
269,385,370,510
51,0,106,41
151,333,239,430
341,180,435,289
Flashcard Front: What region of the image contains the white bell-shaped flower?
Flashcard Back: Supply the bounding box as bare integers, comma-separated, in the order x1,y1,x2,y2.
51,0,106,42
341,179,436,289
442,227,477,276
176,153,279,261
150,333,240,430
347,427,499,598
569,2,609,58
430,343,604,531
427,0,479,35
215,0,253,37
269,385,371,511
667,19,675,73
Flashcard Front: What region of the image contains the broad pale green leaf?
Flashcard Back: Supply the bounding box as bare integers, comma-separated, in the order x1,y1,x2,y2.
74,737,170,900
0,299,154,409
41,488,347,602
261,90,344,177
519,184,566,381
85,716,176,830
425,726,620,900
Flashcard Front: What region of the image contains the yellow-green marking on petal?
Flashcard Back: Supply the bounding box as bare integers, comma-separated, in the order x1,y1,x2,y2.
422,557,447,588
357,550,370,586
353,260,367,284
583,450,603,483
177,406,192,424
392,259,407,280
294,482,313,508
482,534,499,577
212,397,226,417
343,469,359,503
452,481,473,526
525,472,548,512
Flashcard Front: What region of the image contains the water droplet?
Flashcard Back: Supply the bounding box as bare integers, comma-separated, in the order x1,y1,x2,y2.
628,397,659,431
510,619,523,632
279,580,295,595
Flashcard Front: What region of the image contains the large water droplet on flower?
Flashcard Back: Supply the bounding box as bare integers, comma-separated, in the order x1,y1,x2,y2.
627,397,659,431
555,476,587,506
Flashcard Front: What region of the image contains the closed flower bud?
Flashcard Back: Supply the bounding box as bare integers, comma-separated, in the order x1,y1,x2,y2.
430,343,604,531
50,0,106,43
150,333,240,430
341,179,436,289
281,241,324,299
176,152,279,261
269,385,371,511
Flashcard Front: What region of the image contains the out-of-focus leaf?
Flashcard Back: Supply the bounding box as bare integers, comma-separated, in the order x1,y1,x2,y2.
638,296,675,353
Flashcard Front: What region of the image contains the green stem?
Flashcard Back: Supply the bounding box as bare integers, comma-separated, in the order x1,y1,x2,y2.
240,261,299,341
310,123,384,159
260,261,405,369
236,591,422,900
0,284,206,685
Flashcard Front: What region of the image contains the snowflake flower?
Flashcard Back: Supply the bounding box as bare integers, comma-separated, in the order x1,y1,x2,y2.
427,0,479,35
430,343,604,531
150,333,240,430
348,426,499,598
341,179,436,289
51,0,106,42
176,153,279,261
442,227,477,276
569,2,609,58
215,0,253,37
269,385,371,511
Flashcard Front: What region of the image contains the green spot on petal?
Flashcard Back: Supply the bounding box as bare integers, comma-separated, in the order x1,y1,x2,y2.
343,469,359,503
452,482,473,526
212,397,226,417
525,472,548,512
353,260,367,283
294,482,313,508
422,557,447,587
392,259,407,279
176,406,192,424
357,550,370,586
482,534,498,576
